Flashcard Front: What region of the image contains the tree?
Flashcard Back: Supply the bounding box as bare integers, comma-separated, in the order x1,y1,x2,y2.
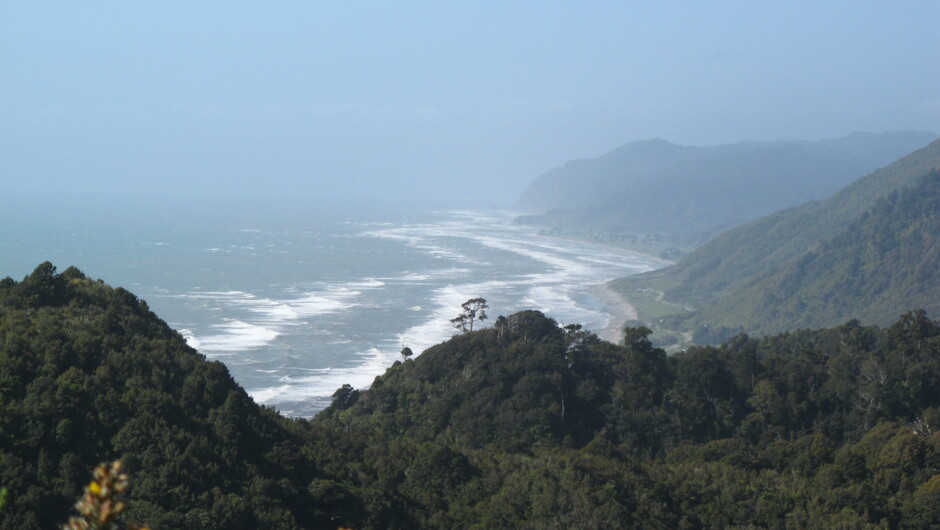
622,325,654,350
450,298,488,332
494,315,509,340
20,261,63,307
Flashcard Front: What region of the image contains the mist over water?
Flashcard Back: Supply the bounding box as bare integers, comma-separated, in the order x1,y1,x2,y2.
0,193,661,416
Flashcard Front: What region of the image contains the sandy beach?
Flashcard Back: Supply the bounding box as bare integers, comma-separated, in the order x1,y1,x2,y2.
589,282,639,344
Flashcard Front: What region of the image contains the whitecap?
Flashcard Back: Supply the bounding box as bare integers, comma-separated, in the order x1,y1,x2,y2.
178,328,201,350
172,207,666,416
344,278,385,288
248,347,392,409
396,273,430,281
290,292,357,317
197,319,280,353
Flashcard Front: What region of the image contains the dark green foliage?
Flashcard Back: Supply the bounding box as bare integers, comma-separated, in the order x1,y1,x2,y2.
308,310,940,528
692,324,744,345
0,264,354,529
4,263,940,528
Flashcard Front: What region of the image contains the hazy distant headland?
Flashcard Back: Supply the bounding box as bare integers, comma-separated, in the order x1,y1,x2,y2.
514,131,938,255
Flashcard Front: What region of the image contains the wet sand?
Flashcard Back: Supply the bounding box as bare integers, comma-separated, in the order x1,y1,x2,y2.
589,282,638,344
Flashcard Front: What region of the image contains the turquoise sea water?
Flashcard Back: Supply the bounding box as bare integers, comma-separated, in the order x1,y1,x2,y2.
1,192,660,416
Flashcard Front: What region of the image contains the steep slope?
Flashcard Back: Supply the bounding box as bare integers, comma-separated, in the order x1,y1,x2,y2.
311,310,940,528
695,170,940,335
613,138,940,312
5,266,940,528
0,264,355,529
516,131,937,245
315,313,660,451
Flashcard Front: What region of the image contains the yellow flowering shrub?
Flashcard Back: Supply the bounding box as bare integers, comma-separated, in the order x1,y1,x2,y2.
63,461,148,530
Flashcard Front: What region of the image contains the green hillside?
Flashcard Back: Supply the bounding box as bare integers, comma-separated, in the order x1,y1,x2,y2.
5,264,940,528
695,170,940,335
612,139,940,341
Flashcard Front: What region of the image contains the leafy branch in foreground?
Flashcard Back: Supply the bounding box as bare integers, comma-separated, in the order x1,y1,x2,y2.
63,461,148,530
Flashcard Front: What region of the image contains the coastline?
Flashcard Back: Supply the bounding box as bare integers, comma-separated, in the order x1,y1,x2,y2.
538,231,676,268
589,282,638,344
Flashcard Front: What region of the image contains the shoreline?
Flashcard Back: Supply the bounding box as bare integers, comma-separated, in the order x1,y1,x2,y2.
589,282,639,344
511,216,681,267
505,213,677,266
538,231,677,267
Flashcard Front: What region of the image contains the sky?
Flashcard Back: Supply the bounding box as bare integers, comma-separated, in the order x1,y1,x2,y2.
2,2,938,204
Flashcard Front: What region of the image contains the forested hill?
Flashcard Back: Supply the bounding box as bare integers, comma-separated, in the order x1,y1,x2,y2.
611,138,940,341
0,264,358,529
645,137,940,305
5,265,940,528
313,310,940,528
514,131,937,247
692,169,940,335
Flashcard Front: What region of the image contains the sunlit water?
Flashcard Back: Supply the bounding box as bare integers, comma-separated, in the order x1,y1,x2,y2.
1,193,660,416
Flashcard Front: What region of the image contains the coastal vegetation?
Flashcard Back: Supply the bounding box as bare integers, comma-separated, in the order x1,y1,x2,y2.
3,264,940,527
611,138,940,345
693,169,940,335
0,264,355,528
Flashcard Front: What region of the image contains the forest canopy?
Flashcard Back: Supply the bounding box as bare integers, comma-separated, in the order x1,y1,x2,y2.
2,263,940,528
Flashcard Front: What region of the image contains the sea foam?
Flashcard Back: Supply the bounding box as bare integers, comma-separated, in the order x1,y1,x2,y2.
156,208,664,417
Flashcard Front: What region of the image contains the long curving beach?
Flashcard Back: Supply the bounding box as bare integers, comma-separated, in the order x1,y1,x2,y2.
590,282,639,344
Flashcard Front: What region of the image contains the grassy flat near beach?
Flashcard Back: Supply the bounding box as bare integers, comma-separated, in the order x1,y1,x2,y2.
608,275,695,350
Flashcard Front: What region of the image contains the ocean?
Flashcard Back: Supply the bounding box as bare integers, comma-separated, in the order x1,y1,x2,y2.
1,192,661,416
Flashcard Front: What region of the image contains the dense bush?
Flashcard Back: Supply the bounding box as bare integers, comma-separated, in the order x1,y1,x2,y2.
3,263,940,528
0,264,354,529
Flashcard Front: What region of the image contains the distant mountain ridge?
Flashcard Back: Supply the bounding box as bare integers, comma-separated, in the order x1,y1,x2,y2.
515,131,938,246
612,139,940,341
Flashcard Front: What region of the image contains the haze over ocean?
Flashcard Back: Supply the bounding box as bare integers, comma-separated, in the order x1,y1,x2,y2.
0,192,659,416
5,4,937,204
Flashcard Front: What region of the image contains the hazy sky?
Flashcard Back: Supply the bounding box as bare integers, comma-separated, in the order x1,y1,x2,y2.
2,2,938,204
